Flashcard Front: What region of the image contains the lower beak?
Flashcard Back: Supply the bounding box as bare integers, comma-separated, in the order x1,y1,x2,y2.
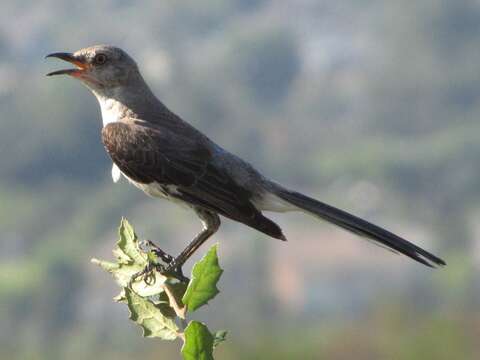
45,52,88,76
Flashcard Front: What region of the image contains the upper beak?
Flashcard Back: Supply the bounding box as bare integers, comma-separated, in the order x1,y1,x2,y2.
45,52,88,76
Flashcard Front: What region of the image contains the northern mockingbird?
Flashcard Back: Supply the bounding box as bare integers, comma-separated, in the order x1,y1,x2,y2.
46,45,445,274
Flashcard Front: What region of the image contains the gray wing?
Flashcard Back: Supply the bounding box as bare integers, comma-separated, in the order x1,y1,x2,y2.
102,120,285,240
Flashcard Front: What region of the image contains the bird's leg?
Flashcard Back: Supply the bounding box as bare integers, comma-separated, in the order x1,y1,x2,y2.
139,239,175,264
129,240,186,285
163,209,220,273
128,261,157,288
129,210,220,285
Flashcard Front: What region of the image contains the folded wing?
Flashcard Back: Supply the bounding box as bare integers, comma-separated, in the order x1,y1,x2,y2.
102,120,285,240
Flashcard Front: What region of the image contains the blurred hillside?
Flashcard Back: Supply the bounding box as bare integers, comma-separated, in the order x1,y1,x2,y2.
0,0,479,359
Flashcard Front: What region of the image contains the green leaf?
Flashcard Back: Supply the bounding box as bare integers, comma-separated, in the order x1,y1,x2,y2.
213,330,228,349
92,220,228,352
91,258,142,288
92,218,166,296
117,218,147,266
90,258,118,273
182,244,223,312
181,321,214,360
125,287,179,340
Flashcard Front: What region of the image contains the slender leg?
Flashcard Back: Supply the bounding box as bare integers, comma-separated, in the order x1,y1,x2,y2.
139,239,174,263
128,262,157,287
129,209,220,287
165,209,220,271
130,240,183,286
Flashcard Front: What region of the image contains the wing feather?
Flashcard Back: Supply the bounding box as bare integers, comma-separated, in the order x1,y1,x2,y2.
104,123,260,215
101,121,284,239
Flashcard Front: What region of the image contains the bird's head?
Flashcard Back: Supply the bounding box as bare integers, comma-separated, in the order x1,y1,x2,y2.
46,45,141,92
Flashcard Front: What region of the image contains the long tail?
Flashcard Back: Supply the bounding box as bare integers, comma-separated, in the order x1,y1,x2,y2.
273,187,446,268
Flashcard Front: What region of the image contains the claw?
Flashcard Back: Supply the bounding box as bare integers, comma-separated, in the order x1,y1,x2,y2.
128,262,159,288
143,270,156,286
129,239,189,285
128,267,146,289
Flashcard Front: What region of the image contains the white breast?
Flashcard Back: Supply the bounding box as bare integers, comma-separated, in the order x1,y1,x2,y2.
96,95,124,181
99,97,120,126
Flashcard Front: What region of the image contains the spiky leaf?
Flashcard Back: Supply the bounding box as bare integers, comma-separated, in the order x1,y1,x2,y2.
125,287,179,340
117,218,147,266
91,258,142,288
182,244,223,312
92,218,166,296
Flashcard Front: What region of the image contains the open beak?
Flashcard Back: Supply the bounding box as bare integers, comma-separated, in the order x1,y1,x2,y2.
45,52,89,77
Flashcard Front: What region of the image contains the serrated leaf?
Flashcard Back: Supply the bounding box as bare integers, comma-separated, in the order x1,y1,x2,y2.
125,287,179,340
91,258,140,287
92,219,167,296
91,258,118,272
117,218,147,266
91,257,165,296
181,321,214,360
112,248,131,264
182,244,223,312
213,330,227,348
147,291,178,319
92,219,228,352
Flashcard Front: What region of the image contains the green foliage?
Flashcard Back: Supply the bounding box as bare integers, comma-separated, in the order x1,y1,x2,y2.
92,218,155,292
93,219,225,359
116,218,148,267
125,287,179,339
182,244,223,311
182,321,215,360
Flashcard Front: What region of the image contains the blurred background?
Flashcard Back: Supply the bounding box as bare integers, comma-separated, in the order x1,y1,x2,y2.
1,0,479,359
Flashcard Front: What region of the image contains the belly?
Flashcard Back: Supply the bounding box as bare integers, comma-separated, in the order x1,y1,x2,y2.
110,162,193,209
130,180,172,199
123,174,192,209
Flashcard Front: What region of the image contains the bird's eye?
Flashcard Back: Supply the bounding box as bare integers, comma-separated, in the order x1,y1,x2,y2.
94,53,107,65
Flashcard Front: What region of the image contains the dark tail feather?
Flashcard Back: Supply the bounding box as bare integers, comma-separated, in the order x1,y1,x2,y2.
249,213,287,241
274,188,446,268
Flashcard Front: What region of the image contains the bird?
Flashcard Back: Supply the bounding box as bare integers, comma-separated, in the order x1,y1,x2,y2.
46,45,445,274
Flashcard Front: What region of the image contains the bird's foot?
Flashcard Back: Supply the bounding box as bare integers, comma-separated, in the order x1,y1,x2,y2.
128,240,189,286
128,262,158,289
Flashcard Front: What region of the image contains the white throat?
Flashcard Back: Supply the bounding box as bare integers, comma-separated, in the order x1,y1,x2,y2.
97,96,122,127
94,92,126,183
